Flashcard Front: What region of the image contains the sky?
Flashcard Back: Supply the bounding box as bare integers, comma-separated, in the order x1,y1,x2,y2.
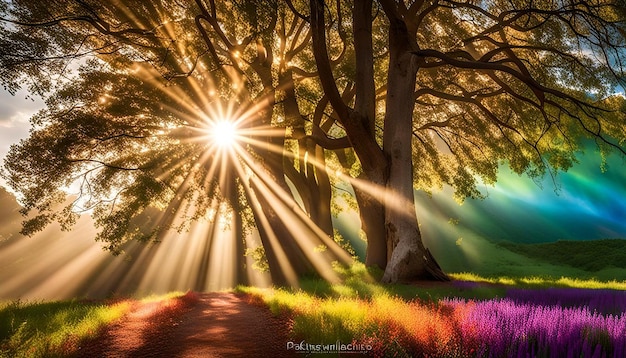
0,88,44,175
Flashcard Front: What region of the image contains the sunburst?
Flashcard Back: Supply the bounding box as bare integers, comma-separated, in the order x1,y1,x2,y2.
210,119,239,149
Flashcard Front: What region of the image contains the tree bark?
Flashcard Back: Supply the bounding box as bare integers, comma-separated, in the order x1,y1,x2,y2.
229,178,249,286
309,0,448,282
379,1,448,282
353,180,387,270
309,141,334,236
281,67,335,238
352,0,389,270
246,179,296,285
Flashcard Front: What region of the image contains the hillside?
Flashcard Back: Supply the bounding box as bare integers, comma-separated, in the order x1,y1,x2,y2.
499,239,626,273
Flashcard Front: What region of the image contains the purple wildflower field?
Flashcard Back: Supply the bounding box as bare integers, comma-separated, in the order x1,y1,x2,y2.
442,286,626,357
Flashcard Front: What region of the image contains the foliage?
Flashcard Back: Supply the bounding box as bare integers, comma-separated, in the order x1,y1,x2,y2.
0,1,349,267
244,245,270,273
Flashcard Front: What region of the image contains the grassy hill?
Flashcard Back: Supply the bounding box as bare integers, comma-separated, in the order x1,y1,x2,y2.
431,233,626,282
498,239,626,276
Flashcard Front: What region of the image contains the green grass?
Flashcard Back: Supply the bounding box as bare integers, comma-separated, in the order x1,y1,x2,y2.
498,239,626,274
239,273,626,356
246,286,445,356
236,261,509,354
434,234,626,282
286,262,509,302
450,272,626,290
0,299,131,358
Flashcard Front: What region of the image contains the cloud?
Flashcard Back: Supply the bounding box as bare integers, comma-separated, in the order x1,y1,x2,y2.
0,89,45,188
0,88,44,125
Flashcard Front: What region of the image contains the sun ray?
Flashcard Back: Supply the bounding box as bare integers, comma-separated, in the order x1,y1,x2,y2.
231,143,354,273
224,148,300,284
248,176,348,283
286,143,421,222
243,179,301,286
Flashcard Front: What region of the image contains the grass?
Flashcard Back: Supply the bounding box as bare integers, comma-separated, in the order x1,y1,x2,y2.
432,233,589,280
235,263,498,353
450,272,626,290
240,276,626,357
434,235,626,282
237,239,626,357
0,291,188,358
239,284,465,356
0,299,131,358
290,263,510,302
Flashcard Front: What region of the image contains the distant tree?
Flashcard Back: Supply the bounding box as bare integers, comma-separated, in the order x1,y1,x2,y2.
1,0,625,284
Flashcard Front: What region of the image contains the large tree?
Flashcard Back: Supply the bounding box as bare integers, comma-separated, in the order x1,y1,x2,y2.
305,0,625,282
0,0,353,285
2,0,625,284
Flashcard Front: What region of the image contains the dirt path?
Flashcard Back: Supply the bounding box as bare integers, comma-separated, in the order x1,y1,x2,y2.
75,292,297,357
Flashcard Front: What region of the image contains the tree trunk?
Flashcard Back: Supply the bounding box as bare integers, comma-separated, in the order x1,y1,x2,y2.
229,178,249,286
308,141,334,236
309,0,447,282
351,0,388,270
281,66,337,239
353,178,387,270
380,5,448,283
244,84,316,284
246,179,296,285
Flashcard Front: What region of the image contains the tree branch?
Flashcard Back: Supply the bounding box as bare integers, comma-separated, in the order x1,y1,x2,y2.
309,0,351,122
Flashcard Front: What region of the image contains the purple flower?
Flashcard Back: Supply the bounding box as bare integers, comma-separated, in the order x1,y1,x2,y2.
442,292,626,357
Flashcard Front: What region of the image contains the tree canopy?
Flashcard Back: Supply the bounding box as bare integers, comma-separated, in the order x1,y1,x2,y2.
1,0,625,284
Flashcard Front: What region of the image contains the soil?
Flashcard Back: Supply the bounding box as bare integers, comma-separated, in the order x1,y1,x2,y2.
74,292,298,358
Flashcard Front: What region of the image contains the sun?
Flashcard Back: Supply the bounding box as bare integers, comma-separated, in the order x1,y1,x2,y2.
210,119,238,148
